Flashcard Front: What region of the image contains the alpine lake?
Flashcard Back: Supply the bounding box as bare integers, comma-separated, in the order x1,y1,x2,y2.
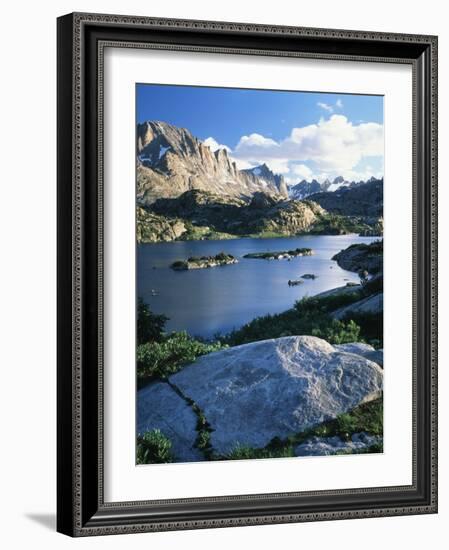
137,234,379,339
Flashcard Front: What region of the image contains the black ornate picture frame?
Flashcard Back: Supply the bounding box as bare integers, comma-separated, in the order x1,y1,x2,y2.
57,12,438,537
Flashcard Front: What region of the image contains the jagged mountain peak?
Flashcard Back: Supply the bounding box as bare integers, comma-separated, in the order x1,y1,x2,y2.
137,120,203,159
243,164,288,197
289,179,322,200
137,121,287,204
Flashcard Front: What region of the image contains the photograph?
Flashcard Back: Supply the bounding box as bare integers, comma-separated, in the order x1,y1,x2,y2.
53,9,437,538
135,84,384,464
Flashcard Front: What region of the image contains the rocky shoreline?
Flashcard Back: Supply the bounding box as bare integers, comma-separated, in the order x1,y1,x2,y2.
332,240,382,274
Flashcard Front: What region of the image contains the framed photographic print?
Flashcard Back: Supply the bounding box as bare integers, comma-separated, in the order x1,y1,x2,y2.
57,12,438,536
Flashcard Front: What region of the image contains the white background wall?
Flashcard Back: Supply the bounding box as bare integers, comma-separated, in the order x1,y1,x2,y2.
0,0,446,548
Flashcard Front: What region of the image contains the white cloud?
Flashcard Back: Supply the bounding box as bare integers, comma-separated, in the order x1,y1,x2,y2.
286,115,383,171
264,159,290,174
335,99,344,109
204,116,383,184
232,114,383,177
339,166,384,182
203,137,232,153
235,133,279,151
291,164,314,180
317,102,334,113
232,158,255,170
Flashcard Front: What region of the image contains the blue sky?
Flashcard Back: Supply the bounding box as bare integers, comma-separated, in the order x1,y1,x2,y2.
137,83,384,184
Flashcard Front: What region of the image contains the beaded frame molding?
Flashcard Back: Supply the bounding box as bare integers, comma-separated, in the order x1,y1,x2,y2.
57,12,438,537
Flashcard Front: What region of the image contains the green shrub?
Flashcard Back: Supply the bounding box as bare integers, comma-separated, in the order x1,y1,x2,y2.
222,297,362,347
137,298,168,345
137,331,225,381
137,429,174,464
224,444,294,461
196,430,211,450
343,311,383,347
335,398,383,439
294,293,363,314
311,319,361,345
335,413,360,440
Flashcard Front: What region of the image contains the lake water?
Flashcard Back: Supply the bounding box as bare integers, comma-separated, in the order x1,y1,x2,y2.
137,235,378,339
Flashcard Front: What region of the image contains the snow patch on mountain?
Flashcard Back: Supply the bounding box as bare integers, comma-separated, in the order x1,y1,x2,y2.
159,145,170,159
289,175,381,200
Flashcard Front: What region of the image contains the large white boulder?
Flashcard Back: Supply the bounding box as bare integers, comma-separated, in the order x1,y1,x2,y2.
170,335,383,456
335,343,383,368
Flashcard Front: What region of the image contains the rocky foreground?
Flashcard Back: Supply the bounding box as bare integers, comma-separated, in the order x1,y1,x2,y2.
137,335,383,462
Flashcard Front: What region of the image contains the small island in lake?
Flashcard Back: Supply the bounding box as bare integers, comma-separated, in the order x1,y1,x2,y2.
171,252,238,271
243,248,313,261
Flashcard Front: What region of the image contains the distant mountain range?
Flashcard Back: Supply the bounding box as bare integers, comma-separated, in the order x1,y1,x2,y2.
137,121,288,204
136,121,383,242
307,178,383,218
289,175,381,200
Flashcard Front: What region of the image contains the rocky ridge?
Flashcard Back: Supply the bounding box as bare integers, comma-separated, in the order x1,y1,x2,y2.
146,189,325,240
137,121,287,204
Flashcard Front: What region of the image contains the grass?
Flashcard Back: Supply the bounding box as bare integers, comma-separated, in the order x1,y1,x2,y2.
193,407,213,456
136,429,174,464
297,290,364,313
220,284,382,348
137,331,226,384
221,295,364,347
167,381,215,459
224,445,295,460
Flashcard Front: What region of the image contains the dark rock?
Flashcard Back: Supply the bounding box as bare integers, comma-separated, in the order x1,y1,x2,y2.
332,240,383,274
